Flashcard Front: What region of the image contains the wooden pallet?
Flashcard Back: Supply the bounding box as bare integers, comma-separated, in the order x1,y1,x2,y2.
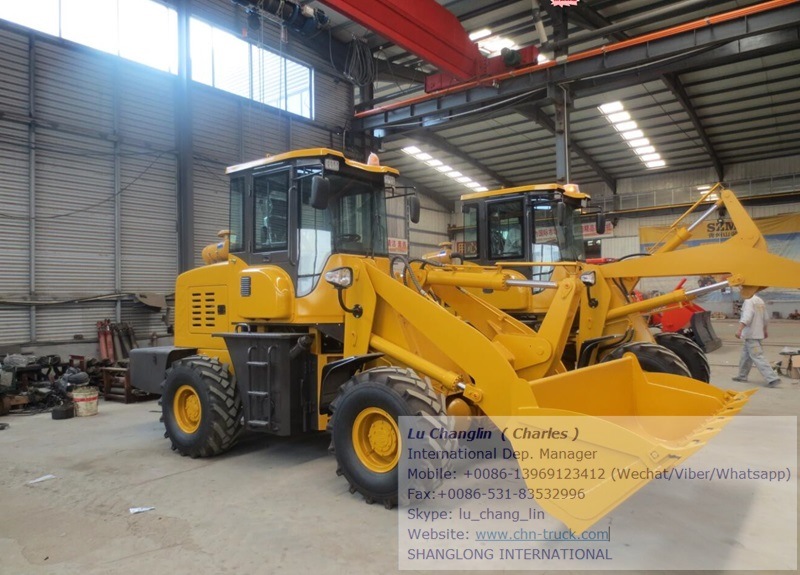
1,394,30,415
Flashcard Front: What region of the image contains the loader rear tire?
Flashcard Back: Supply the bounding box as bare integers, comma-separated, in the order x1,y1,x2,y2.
654,332,711,383
161,355,243,458
328,367,448,508
602,342,691,378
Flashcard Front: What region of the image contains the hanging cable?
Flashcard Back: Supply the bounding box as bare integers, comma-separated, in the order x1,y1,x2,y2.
343,36,377,87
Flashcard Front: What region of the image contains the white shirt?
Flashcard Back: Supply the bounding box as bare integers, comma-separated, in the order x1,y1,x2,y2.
740,295,768,340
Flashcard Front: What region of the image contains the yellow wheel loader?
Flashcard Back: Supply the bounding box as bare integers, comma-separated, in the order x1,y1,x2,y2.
437,183,800,383
130,150,756,532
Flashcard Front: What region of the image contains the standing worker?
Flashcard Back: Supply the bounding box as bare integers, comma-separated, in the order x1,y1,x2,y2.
732,293,781,387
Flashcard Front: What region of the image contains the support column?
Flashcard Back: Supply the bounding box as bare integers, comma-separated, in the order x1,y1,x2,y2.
113,61,122,322
553,85,571,184
28,35,36,342
176,0,194,272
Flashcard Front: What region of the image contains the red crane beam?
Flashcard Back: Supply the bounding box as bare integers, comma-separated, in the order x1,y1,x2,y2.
317,0,485,80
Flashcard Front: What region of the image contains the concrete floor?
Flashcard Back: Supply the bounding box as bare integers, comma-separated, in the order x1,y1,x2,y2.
0,320,797,575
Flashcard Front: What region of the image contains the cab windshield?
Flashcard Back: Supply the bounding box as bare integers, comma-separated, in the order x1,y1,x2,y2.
296,167,387,296
327,172,388,256
531,199,585,262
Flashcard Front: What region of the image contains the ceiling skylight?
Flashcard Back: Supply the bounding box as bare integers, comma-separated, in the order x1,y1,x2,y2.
469,28,491,41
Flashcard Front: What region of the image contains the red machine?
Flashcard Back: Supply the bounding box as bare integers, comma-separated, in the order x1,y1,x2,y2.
650,279,722,352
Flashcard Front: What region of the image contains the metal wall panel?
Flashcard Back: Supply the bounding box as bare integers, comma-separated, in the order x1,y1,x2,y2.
120,151,179,292
34,41,114,136
121,303,171,342
290,121,332,149
314,71,353,128
118,62,176,150
118,60,179,293
35,302,116,342
190,0,238,29
726,155,800,181
386,194,408,241
192,89,241,266
616,167,714,196
409,195,450,258
34,129,116,295
0,307,29,345
600,236,640,260
241,100,289,159
0,121,31,296
0,27,29,115
748,202,800,218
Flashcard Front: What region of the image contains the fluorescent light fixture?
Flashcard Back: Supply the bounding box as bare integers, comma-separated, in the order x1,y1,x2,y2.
600,101,665,171
608,111,631,123
708,193,719,200
599,101,624,114
475,186,489,192
628,138,650,148
621,130,644,141
614,121,638,132
469,28,491,41
537,54,550,64
400,146,494,190
697,185,711,191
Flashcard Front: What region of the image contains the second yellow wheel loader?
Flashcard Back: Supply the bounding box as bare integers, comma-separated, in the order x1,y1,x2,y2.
437,182,800,383
130,149,756,532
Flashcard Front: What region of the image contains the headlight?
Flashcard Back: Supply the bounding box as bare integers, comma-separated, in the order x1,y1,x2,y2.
324,158,340,172
325,267,353,288
580,271,596,286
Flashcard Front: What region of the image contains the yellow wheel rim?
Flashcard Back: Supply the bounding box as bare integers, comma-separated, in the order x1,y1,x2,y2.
352,407,400,473
173,385,202,434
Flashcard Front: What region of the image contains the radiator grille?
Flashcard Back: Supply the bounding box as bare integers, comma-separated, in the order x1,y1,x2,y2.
191,291,217,329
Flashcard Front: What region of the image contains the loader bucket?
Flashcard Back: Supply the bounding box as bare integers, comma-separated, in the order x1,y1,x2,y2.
690,310,722,352
501,355,754,533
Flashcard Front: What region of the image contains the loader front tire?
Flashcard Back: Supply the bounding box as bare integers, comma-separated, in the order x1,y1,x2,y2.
161,355,243,458
602,342,691,378
328,367,447,508
654,332,711,383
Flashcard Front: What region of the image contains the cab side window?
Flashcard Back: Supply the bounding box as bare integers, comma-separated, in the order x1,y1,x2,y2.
254,171,289,252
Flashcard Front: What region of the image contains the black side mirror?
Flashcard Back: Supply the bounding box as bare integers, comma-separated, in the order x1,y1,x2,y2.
408,195,421,224
595,211,606,235
555,202,566,227
311,176,330,210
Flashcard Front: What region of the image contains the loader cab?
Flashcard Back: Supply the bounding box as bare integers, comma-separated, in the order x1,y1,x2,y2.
225,149,399,296
460,184,589,277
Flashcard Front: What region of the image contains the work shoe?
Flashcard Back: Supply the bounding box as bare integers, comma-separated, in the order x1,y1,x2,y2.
731,376,747,382
766,379,782,388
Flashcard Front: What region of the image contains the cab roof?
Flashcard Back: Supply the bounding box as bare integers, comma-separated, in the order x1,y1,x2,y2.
461,183,590,202
225,148,400,176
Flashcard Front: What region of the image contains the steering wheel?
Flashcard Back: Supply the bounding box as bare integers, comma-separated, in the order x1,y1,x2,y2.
337,233,362,243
